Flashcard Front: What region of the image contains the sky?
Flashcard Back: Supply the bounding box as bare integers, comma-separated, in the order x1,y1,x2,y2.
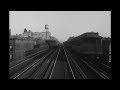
9,11,111,42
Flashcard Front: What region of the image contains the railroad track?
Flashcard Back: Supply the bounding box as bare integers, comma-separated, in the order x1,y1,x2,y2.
9,48,48,67
63,45,88,79
48,45,88,79
9,48,56,79
64,45,111,79
10,45,82,79
9,45,111,79
27,47,60,79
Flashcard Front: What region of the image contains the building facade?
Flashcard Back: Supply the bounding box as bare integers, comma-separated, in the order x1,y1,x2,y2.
19,29,51,40
9,36,36,61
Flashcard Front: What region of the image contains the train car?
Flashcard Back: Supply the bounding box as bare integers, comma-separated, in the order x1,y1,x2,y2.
34,38,49,49
34,38,48,48
101,37,111,64
66,32,103,55
45,40,58,49
64,32,111,65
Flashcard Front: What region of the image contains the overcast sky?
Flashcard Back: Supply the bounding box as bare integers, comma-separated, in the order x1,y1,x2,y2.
9,11,111,42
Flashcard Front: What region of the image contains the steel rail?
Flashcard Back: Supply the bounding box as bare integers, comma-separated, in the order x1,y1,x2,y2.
11,50,53,79
10,49,48,69
10,48,48,64
49,46,61,79
31,49,58,79
64,47,88,79
63,46,75,79
81,60,110,79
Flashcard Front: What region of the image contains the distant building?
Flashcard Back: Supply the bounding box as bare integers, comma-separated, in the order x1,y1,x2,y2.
22,29,30,37
32,31,51,40
17,28,51,40
11,24,58,41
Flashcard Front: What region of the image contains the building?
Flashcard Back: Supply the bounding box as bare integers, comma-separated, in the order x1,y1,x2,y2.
9,25,52,61
9,36,36,61
32,31,51,40
21,29,30,37
15,24,52,40
18,28,51,40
